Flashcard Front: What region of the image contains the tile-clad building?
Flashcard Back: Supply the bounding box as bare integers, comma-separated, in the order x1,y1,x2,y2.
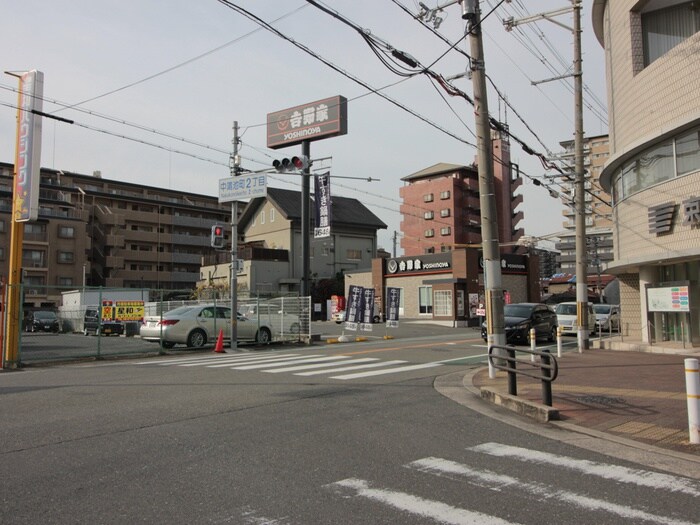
593,1,700,346
399,131,524,256
0,162,231,308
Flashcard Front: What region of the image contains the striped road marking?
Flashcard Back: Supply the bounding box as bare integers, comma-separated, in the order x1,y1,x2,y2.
325,442,699,524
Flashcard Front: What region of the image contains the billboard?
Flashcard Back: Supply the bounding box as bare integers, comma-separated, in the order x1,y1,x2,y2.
314,172,331,238
267,95,347,149
646,283,690,312
14,70,44,222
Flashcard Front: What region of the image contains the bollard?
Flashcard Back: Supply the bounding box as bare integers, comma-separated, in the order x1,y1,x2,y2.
685,358,700,444
530,328,536,362
556,326,562,358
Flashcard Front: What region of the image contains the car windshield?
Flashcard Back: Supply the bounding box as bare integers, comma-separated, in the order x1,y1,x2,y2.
503,304,535,318
593,304,612,314
555,304,578,315
164,305,197,317
34,311,56,320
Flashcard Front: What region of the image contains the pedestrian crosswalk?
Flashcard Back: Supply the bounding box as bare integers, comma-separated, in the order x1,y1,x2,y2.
134,352,446,381
325,442,700,524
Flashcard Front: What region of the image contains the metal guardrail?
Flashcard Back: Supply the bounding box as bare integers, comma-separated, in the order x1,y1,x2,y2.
488,344,559,406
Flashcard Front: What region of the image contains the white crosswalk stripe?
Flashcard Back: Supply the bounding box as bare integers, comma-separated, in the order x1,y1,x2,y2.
133,352,448,381
324,442,700,524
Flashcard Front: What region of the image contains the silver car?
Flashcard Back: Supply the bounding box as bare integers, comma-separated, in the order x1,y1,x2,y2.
139,304,275,348
593,304,620,332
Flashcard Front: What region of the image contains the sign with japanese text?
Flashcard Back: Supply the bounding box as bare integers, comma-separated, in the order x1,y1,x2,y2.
267,96,348,149
646,283,690,312
360,287,375,332
385,287,401,328
314,172,331,239
14,70,43,222
115,301,145,322
219,174,267,202
344,284,363,331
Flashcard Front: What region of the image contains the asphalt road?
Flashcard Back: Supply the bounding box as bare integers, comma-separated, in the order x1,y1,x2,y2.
2,327,697,524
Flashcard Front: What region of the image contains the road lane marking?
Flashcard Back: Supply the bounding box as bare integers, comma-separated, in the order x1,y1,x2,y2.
468,442,700,497
408,457,696,525
263,358,379,374
330,362,443,380
231,355,349,370
328,478,515,525
294,360,408,377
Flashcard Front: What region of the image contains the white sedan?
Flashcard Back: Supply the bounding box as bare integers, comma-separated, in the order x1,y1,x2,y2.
139,304,275,348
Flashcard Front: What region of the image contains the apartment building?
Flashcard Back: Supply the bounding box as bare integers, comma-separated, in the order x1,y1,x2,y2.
593,0,700,346
554,134,614,275
0,162,231,308
399,130,524,255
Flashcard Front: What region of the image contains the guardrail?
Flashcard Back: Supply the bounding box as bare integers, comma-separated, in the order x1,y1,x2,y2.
488,344,559,406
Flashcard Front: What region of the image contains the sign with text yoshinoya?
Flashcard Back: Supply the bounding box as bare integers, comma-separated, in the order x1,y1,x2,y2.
385,253,452,275
267,96,348,149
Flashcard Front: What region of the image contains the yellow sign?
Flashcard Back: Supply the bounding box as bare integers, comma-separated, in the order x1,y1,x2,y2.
115,301,145,322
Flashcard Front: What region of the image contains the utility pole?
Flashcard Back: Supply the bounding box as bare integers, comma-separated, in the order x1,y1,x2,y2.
466,0,505,376
301,140,311,297
230,121,240,352
504,1,587,351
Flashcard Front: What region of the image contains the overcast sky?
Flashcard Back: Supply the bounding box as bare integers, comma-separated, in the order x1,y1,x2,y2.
1,0,607,255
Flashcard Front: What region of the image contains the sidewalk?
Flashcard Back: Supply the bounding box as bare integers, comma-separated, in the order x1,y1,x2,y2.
472,346,700,456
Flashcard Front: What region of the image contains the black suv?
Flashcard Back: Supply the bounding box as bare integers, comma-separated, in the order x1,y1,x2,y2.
481,302,558,345
25,311,60,332
83,307,124,336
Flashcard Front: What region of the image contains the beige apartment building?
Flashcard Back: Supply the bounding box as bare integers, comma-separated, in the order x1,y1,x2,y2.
0,162,231,309
593,1,700,346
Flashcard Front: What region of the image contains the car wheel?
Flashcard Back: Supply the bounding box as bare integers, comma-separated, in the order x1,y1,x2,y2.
289,323,300,334
335,320,342,325
256,327,272,344
373,315,381,323
161,341,175,349
187,329,207,348
548,326,556,342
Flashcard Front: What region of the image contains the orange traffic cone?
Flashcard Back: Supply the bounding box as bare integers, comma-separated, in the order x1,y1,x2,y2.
213,329,225,353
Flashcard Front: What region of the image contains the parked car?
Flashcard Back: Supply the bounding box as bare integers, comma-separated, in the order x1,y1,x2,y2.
593,304,620,332
25,311,60,333
84,307,124,336
139,303,276,348
481,302,558,345
554,302,596,336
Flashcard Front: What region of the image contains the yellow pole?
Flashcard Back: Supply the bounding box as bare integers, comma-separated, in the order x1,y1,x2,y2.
4,78,25,368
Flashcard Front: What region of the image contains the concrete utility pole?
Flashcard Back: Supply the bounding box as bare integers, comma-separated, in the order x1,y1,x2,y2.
466,0,506,376
504,1,587,351
230,121,240,351
301,140,311,297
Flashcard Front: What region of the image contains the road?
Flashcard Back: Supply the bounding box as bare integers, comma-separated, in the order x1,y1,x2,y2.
1,328,697,524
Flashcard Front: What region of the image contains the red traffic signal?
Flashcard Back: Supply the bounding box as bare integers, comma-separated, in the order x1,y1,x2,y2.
210,224,225,249
273,155,309,172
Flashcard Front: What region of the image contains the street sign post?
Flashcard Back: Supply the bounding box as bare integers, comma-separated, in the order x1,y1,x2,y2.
218,173,267,203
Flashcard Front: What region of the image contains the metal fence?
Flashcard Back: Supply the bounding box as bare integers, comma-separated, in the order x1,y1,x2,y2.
1,284,310,366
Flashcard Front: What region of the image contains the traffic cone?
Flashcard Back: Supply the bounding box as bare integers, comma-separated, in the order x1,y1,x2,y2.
213,329,225,353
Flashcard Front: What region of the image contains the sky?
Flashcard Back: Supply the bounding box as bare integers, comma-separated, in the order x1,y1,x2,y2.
1,0,608,256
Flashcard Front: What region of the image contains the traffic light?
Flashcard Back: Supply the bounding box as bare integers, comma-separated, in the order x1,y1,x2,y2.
272,155,309,172
210,224,225,249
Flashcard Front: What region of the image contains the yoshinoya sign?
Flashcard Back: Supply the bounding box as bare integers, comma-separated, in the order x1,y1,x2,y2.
385,253,452,275
267,96,348,149
479,253,528,275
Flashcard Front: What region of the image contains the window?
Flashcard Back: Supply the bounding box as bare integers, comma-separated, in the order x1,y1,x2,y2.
424,229,435,238
58,277,73,286
260,210,265,225
642,2,700,66
347,249,362,260
423,193,434,202
424,211,434,220
676,128,700,176
270,208,275,222
0,247,4,260
58,225,75,238
440,190,451,200
419,286,433,314
440,209,451,218
0,220,5,233
57,251,74,263
440,227,451,235
434,290,453,317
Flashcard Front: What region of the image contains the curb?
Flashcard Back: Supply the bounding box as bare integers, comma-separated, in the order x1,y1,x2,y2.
434,367,700,480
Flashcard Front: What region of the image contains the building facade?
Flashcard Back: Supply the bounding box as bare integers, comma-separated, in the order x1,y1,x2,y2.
593,1,700,346
0,162,231,308
555,135,614,275
399,131,523,256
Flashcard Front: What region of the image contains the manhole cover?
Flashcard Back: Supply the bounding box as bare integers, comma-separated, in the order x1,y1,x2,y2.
575,395,626,406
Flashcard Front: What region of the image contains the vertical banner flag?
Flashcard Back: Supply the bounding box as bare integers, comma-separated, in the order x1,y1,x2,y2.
314,172,331,238
345,284,363,331
15,70,44,222
361,287,375,332
386,287,401,328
